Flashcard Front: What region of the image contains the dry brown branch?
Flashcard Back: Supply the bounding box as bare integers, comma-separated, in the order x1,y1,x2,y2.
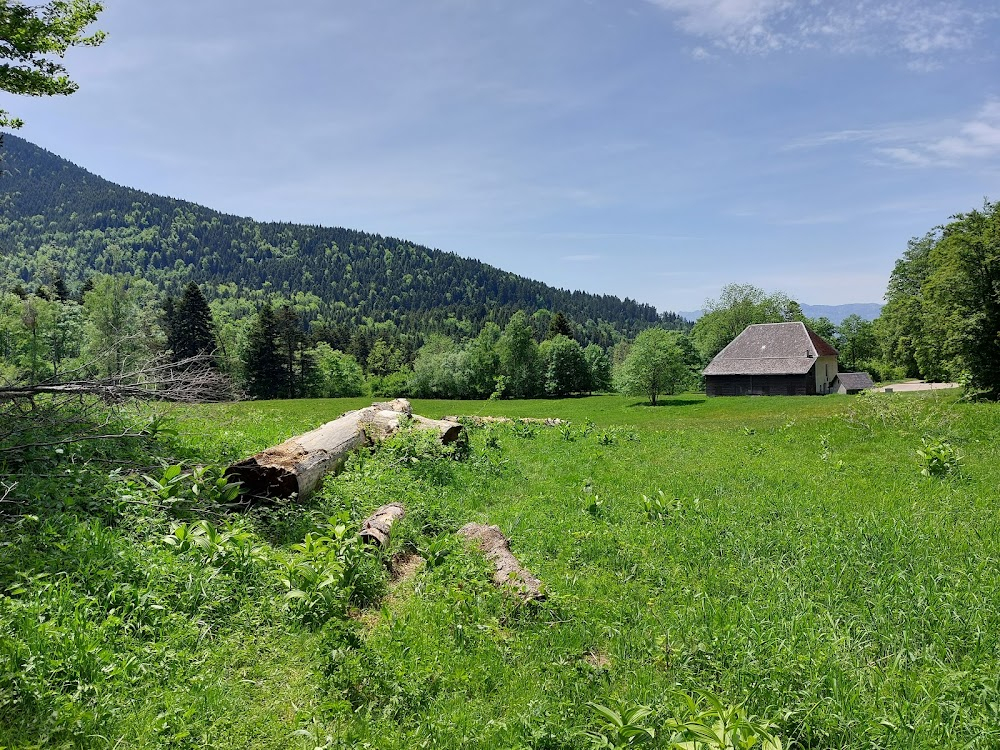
0,429,152,455
0,354,239,404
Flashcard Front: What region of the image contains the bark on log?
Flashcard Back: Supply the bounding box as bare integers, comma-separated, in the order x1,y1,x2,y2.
458,522,545,599
442,415,567,427
359,503,406,548
225,399,462,501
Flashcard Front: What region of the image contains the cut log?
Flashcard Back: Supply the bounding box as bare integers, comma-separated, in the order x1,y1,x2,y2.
225,399,462,501
362,411,464,445
442,415,567,427
458,522,545,599
359,503,406,548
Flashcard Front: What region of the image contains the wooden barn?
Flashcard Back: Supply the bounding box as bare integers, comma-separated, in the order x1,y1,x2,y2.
703,322,839,397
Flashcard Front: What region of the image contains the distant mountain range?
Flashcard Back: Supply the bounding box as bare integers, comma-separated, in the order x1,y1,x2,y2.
678,303,883,325
0,135,688,346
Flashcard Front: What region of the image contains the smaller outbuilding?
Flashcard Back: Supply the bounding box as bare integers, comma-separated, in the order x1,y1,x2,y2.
831,372,875,394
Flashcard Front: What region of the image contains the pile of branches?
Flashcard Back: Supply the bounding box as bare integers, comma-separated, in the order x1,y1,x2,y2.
1,355,239,469
0,354,239,404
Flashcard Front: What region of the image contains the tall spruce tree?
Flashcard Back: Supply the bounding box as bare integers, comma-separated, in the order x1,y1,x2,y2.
169,282,216,362
275,304,305,398
547,311,573,340
243,302,284,399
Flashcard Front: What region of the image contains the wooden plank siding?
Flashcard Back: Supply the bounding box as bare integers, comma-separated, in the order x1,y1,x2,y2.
705,365,818,397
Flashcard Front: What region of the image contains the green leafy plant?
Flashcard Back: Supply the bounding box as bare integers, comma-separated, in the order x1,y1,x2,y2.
916,437,961,477
142,463,242,513
585,701,657,747
586,495,605,518
421,535,454,569
642,491,673,522
281,517,386,626
511,422,538,439
663,690,784,750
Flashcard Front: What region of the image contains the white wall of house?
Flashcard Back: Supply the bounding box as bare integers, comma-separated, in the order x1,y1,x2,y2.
815,356,839,394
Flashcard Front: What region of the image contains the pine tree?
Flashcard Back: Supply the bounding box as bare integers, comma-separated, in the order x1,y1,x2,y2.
170,282,216,361
547,311,573,339
50,272,70,301
243,302,284,399
275,304,304,398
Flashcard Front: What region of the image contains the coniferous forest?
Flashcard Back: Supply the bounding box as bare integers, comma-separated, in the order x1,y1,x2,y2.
0,135,689,349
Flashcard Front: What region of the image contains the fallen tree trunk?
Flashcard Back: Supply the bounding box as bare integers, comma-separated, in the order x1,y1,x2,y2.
359,503,406,548
225,399,462,501
458,522,545,599
442,415,567,427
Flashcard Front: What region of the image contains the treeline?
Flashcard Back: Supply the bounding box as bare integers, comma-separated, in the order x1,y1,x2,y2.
0,135,690,349
874,199,999,395
0,275,703,402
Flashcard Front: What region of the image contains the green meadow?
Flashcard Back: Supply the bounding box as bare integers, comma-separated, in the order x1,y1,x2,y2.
3,392,1000,748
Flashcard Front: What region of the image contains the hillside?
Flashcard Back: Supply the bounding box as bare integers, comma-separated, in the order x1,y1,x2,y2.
0,136,687,345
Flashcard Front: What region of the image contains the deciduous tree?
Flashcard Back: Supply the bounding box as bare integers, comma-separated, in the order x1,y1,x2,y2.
614,328,687,405
691,284,793,361
0,0,105,129
498,311,541,398
539,334,587,396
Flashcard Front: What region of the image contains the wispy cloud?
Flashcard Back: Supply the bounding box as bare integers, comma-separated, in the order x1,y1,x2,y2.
789,98,1000,168
644,0,995,60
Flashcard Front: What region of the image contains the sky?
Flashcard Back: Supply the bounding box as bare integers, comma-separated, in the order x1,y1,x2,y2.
5,0,999,312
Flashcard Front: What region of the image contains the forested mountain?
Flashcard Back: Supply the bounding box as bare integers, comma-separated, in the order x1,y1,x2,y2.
0,135,687,347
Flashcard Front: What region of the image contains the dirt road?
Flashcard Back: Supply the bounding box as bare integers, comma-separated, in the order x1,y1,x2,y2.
876,381,960,393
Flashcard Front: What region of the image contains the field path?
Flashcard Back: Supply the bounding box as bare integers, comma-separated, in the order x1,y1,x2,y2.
876,380,960,392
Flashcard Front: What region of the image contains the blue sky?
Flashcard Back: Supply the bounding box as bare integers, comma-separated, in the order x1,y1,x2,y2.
7,0,999,312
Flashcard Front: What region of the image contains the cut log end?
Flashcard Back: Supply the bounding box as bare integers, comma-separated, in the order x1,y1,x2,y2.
458,522,545,599
360,503,406,548
225,457,301,499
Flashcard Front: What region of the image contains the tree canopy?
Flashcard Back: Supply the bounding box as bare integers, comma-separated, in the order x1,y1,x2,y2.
613,328,687,406
691,284,798,362
0,0,105,129
876,200,1000,395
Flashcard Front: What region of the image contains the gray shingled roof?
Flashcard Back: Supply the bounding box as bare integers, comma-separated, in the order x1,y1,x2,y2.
703,322,836,376
835,372,875,390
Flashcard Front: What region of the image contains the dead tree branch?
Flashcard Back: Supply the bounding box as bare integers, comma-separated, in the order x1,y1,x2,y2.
0,354,239,404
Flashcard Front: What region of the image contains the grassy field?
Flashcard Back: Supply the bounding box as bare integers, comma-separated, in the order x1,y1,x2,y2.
2,392,1000,748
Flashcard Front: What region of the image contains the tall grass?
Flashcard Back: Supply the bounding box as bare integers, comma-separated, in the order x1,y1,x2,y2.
2,392,998,747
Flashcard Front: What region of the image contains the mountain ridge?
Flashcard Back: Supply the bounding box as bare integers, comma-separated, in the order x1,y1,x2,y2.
0,135,688,346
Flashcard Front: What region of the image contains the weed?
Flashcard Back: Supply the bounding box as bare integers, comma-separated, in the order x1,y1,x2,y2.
586,495,605,518
512,422,538,439
642,491,674,522
663,690,785,750
142,463,241,514
916,436,961,478
584,701,656,747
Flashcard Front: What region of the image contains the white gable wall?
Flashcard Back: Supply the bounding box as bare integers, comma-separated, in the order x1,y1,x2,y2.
815,355,839,394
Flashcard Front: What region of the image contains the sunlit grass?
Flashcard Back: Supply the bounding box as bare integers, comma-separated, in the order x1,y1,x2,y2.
3,391,999,747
